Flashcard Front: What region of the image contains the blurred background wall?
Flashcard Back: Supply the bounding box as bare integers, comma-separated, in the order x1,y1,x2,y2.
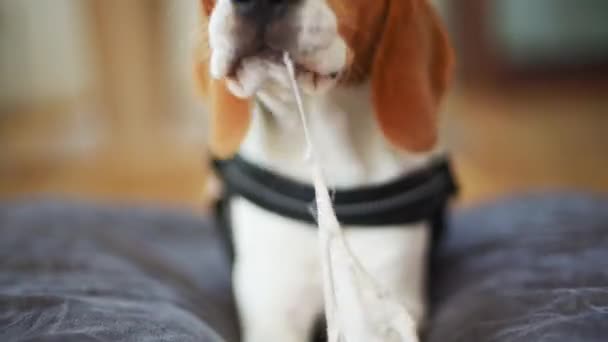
1,0,607,212
0,0,210,209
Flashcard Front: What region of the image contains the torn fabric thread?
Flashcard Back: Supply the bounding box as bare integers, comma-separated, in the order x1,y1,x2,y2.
282,52,418,342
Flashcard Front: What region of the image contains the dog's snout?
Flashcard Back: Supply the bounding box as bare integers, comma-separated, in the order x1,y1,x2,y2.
231,0,294,22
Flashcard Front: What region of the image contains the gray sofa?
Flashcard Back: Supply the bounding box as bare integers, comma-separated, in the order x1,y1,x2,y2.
1,192,607,341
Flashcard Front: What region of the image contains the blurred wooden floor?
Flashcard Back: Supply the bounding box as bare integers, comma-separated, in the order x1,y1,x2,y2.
0,103,212,212
446,86,608,206
1,87,607,213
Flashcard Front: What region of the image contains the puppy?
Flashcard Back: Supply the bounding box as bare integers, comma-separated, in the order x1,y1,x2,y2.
195,0,454,341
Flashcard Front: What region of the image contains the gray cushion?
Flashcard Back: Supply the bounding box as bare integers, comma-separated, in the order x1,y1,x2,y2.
429,192,608,342
1,192,607,342
0,200,239,342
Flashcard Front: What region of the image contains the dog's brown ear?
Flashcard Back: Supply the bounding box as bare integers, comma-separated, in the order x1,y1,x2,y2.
371,0,454,152
194,6,252,159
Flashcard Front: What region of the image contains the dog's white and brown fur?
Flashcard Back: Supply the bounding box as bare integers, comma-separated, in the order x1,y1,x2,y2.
195,0,454,340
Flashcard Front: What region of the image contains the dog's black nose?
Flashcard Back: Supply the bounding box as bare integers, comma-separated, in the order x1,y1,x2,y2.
232,0,292,22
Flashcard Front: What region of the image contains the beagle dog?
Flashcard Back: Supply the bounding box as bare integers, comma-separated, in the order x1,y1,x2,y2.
195,0,454,341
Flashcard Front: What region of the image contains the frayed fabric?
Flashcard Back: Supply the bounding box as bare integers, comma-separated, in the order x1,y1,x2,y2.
284,52,419,342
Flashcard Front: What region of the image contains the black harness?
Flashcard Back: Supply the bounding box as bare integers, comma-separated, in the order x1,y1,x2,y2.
212,155,459,262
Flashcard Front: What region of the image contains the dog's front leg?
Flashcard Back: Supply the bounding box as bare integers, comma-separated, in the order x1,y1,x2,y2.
231,198,323,342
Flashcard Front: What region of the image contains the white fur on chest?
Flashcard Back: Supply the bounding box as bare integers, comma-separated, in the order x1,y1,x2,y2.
239,83,434,187
229,83,434,341
231,197,430,334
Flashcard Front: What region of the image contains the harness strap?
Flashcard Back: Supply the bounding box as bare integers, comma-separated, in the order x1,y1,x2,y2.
212,155,458,263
